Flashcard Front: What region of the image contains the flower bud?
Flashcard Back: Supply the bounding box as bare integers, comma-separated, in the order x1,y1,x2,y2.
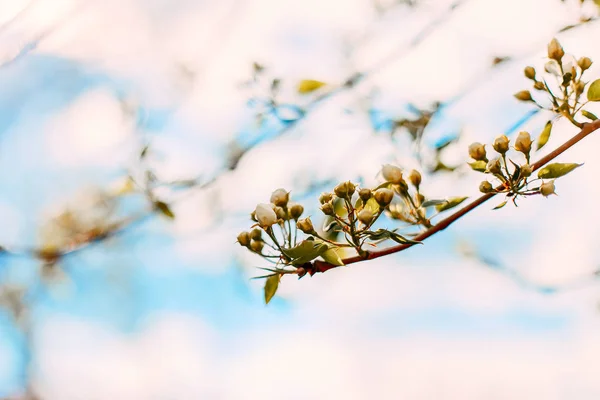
578,56,592,71
409,169,422,188
273,206,286,220
357,209,374,225
296,217,314,234
250,239,264,253
237,231,250,246
492,135,510,154
547,38,564,62
374,188,394,207
514,90,532,102
533,81,545,91
319,192,333,204
270,188,289,207
250,211,257,222
333,181,356,199
249,228,262,241
468,142,487,161
479,181,493,193
320,202,334,215
416,193,425,205
358,188,372,201
520,164,532,178
381,164,404,184
255,203,277,227
514,131,532,155
575,81,585,94
486,158,502,175
540,180,556,197
524,66,536,80
289,203,304,219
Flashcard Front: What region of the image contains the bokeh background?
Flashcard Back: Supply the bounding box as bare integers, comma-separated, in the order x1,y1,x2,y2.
1,0,600,398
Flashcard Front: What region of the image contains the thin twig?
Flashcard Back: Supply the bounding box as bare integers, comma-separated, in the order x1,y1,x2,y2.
310,118,600,274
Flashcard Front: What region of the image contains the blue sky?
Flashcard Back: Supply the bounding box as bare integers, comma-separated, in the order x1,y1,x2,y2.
1,0,600,398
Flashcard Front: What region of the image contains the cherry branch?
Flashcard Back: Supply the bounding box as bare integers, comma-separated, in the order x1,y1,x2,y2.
308,118,600,275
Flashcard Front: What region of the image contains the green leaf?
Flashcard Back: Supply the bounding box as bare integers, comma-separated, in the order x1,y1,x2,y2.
537,121,552,150
468,160,487,172
321,246,345,266
587,79,600,102
581,110,598,121
537,163,582,179
364,197,380,214
363,229,420,245
281,240,328,265
435,196,468,212
297,79,326,94
264,274,280,304
493,201,507,210
154,201,175,219
421,199,447,208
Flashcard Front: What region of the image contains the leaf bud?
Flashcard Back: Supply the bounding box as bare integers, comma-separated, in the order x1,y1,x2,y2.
540,180,556,197
468,142,487,161
319,192,333,204
514,90,532,102
255,203,277,227
381,164,404,184
250,239,264,253
289,203,304,219
296,217,314,234
358,188,372,201
479,181,493,193
547,38,564,62
514,131,532,155
374,188,394,207
237,231,251,247
524,66,536,80
486,158,502,175
320,202,334,216
578,56,592,71
409,169,422,188
492,135,510,154
249,228,262,241
270,188,289,207
357,209,374,225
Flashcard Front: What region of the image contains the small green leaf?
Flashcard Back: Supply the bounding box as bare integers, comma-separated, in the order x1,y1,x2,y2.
363,229,420,245
537,121,552,150
468,160,487,172
364,197,380,214
297,79,326,94
321,246,345,266
581,110,598,121
281,240,328,265
154,201,175,219
537,163,582,179
587,79,600,102
435,196,468,212
421,199,447,208
493,201,507,210
264,274,280,304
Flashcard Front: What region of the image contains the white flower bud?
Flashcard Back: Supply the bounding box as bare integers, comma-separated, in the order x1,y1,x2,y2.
237,231,250,246
493,135,510,154
540,180,556,197
270,188,289,207
514,131,532,155
468,142,487,161
374,188,394,207
255,203,277,227
381,164,403,184
486,158,502,175
547,38,564,62
479,181,493,193
357,209,374,225
296,217,314,234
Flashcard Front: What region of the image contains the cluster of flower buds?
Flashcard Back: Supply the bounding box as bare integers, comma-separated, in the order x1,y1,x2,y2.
467,130,580,207
515,38,599,126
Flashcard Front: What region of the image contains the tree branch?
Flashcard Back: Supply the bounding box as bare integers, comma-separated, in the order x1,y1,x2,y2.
309,118,600,275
